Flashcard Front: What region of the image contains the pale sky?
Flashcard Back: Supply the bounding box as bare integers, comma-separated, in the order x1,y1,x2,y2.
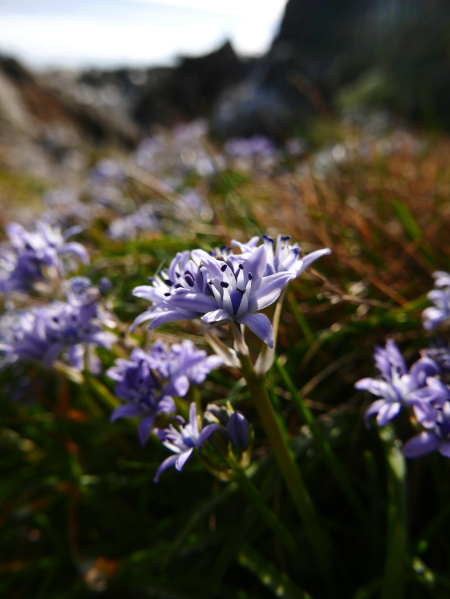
0,0,286,69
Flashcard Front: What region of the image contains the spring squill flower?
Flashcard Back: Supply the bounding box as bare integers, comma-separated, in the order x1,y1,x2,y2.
0,293,116,372
421,271,450,330
403,402,450,458
0,220,89,293
153,403,219,481
355,340,441,427
107,340,222,445
161,245,294,347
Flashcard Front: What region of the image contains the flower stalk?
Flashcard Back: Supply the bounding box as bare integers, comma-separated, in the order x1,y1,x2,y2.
237,349,334,588
379,425,407,599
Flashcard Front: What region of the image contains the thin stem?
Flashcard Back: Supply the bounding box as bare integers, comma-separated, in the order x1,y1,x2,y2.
237,351,334,589
379,425,407,599
226,453,300,556
275,357,366,522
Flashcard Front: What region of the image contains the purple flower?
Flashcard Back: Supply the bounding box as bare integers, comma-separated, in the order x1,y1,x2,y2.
107,347,176,446
131,237,330,348
0,295,116,372
107,340,222,445
403,402,450,458
355,340,441,428
162,245,294,348
0,220,89,293
153,403,219,482
422,271,450,330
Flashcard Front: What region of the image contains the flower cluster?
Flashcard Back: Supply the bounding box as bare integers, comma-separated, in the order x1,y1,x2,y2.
356,339,450,458
0,281,116,373
153,402,250,482
0,220,89,293
107,340,222,445
131,235,330,348
422,271,450,331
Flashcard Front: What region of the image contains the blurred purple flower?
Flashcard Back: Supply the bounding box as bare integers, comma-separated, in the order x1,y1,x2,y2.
422,271,450,330
107,340,222,445
0,220,89,293
403,402,450,459
0,294,116,372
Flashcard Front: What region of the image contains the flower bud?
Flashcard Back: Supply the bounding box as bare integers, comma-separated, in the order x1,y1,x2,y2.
226,411,250,448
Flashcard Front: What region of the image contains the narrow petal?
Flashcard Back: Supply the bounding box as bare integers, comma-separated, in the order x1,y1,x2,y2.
364,399,386,428
248,272,294,312
201,309,230,324
148,309,196,330
68,344,85,371
61,242,90,265
376,402,401,427
166,291,217,314
243,244,267,281
153,454,179,482
110,404,143,422
172,374,190,397
295,248,331,275
138,414,156,447
130,310,155,332
175,448,194,471
197,423,220,446
403,432,440,458
238,313,274,348
438,442,450,458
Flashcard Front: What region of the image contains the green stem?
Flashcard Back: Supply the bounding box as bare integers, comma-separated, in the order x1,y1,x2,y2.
226,454,299,556
275,357,365,522
379,425,407,599
238,352,334,588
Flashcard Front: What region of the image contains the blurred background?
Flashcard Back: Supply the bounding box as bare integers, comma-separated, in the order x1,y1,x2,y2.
1,0,450,172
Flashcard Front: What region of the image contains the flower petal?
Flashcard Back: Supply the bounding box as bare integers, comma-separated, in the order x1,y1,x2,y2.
166,290,217,314
138,414,156,447
175,448,194,471
403,432,440,458
110,404,143,422
238,313,274,348
153,454,179,482
201,309,230,324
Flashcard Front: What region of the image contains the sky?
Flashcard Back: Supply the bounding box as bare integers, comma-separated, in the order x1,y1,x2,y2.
0,0,287,70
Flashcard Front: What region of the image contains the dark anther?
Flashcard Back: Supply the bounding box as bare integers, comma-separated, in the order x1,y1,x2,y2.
221,264,227,272
262,235,274,243
164,292,171,297
164,278,172,286
248,273,254,280
220,245,227,252
237,288,245,294
148,277,154,283
281,235,291,241
175,284,183,289
239,263,244,270
208,280,213,285
220,282,229,288
184,275,194,288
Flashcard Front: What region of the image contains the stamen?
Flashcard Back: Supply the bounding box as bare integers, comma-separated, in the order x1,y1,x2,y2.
220,282,229,288
262,235,274,243
248,273,254,280
184,275,194,288
221,264,227,272
237,288,245,294
164,292,171,297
